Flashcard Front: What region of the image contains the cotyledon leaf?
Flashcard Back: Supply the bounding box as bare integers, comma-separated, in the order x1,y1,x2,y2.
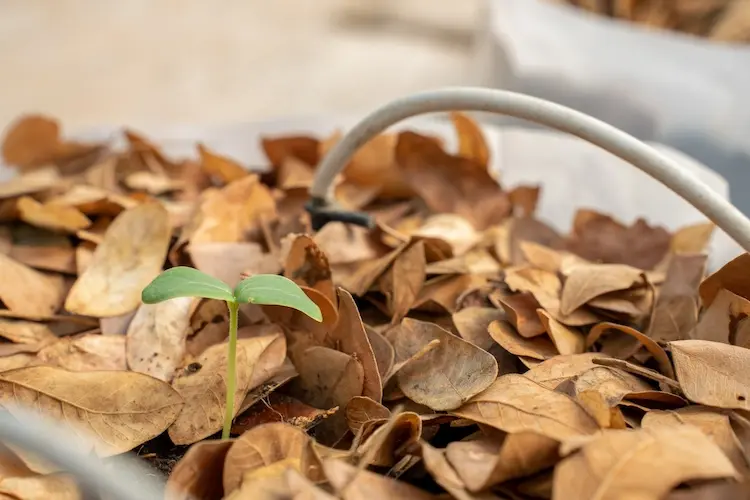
141,266,235,304
235,274,322,321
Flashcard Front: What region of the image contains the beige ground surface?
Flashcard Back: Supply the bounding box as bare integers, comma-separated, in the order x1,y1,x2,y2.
0,0,481,132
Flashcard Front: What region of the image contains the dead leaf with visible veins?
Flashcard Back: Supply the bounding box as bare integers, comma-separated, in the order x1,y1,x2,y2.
671,340,750,410
168,334,286,445
232,393,335,434
166,439,234,500
523,353,609,390
394,318,497,411
0,365,183,456
0,252,65,317
126,297,193,382
64,202,171,317
345,396,391,435
643,406,750,475
446,432,560,492
396,131,511,230
553,426,738,499
379,240,426,324
223,422,320,494
37,334,127,371
560,263,644,315
452,374,600,441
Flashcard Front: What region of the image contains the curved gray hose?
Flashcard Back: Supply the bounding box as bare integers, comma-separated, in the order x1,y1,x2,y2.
309,87,750,253
0,407,171,500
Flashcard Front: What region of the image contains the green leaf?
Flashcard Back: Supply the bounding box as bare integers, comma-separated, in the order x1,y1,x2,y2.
141,266,235,304
234,274,322,321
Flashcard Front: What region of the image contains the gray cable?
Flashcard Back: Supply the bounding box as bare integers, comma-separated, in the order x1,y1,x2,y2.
309,87,750,253
0,407,171,500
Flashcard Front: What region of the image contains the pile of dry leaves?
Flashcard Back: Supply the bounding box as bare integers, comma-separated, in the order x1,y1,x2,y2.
0,112,748,500
551,0,750,42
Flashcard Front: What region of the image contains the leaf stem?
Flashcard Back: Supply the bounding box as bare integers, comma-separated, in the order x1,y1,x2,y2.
222,300,240,440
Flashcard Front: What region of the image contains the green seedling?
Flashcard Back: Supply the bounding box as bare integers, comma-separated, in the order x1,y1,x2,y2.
141,266,322,439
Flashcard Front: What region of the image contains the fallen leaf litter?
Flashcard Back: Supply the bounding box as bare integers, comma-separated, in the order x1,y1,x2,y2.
0,113,748,499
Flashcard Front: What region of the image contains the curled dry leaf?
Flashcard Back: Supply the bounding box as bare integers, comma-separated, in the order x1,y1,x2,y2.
560,263,644,315
198,144,248,184
671,340,750,410
394,318,497,411
284,235,336,306
345,396,391,435
569,366,678,410
222,422,320,495
321,458,438,500
553,426,738,500
670,222,715,254
378,240,426,324
537,309,585,355
17,196,91,233
587,322,676,379
166,439,234,500
37,334,127,371
356,411,422,467
168,334,286,445
488,320,558,361
126,297,193,382
64,202,171,317
0,365,182,456
493,292,546,338
452,374,600,441
262,135,319,169
0,253,64,317
699,253,750,308
395,131,511,230
643,407,750,475
420,441,485,500
411,214,479,257
446,432,560,492
693,288,750,344
524,352,610,390
231,393,336,434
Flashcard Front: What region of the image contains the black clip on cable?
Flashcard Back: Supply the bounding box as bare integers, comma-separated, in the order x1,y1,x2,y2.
305,196,375,231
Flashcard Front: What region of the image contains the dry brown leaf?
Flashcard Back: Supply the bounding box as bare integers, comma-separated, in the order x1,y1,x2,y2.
223,422,319,494
0,319,56,345
452,307,505,351
524,352,609,390
411,214,479,257
322,458,438,500
647,253,706,343
45,184,135,217
366,327,395,381
453,374,600,440
671,222,715,254
1,115,60,167
126,297,193,382
570,366,658,407
166,439,234,500
420,441,489,500
345,396,391,435
262,135,319,169
37,334,127,371
227,467,335,500
9,228,77,275
64,202,171,317
0,473,81,500
699,253,750,308
693,288,750,344
17,196,91,233
560,263,644,315
338,244,406,297
189,242,280,288
587,322,676,379
394,318,497,411
671,340,750,410
451,112,490,170
356,412,422,467
564,209,671,270
0,365,182,456
537,309,585,355
446,432,559,492
396,131,511,230
0,252,64,317
379,240,426,324
168,334,286,445
232,393,335,434
0,167,61,200
643,406,749,475
321,131,411,199
553,426,738,499
493,292,546,338
313,222,385,266
488,319,558,361
284,235,336,306
198,144,248,184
